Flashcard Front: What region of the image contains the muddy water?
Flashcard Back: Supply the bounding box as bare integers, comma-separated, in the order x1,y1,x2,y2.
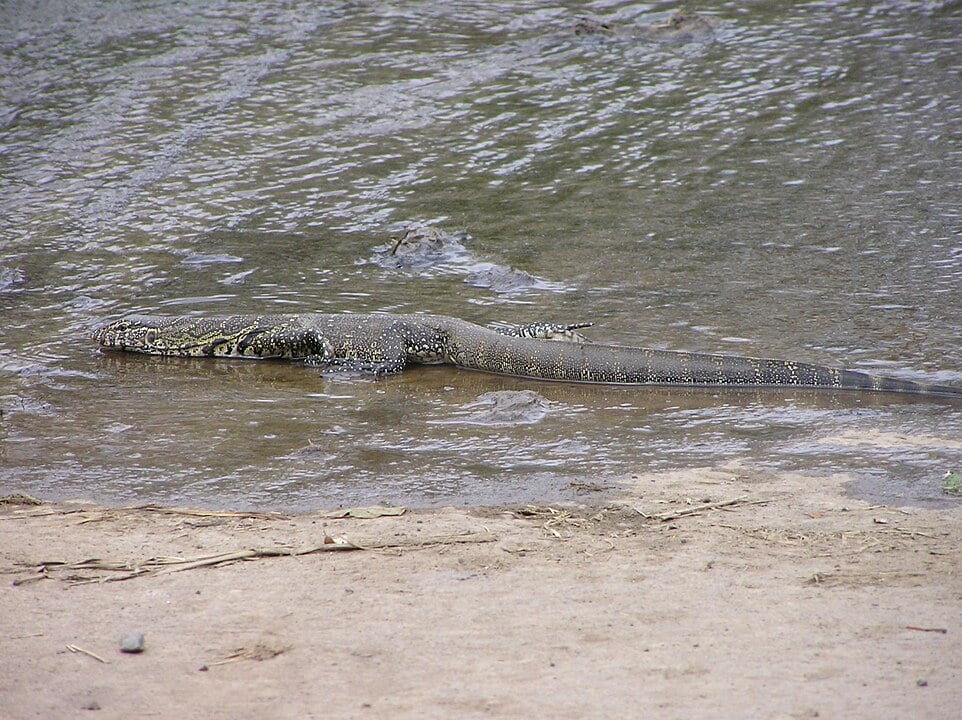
1,1,960,510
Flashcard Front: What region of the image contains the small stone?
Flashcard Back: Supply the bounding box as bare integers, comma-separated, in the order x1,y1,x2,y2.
82,700,101,711
916,679,928,687
120,633,146,653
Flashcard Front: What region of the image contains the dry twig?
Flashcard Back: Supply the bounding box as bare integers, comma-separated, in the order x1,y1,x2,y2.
21,531,496,585
66,644,108,663
656,497,770,522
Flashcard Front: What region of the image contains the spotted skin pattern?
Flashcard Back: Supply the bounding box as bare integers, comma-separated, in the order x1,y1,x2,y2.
93,313,962,397
94,315,335,362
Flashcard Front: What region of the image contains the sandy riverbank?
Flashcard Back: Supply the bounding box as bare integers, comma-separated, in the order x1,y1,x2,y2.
2,464,959,719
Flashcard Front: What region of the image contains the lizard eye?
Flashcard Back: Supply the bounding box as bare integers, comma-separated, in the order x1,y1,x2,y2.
145,330,157,344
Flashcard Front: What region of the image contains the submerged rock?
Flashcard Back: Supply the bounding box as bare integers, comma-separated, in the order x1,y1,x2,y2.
365,224,569,295
369,225,472,269
464,263,543,293
449,390,555,427
0,266,25,292
574,11,717,46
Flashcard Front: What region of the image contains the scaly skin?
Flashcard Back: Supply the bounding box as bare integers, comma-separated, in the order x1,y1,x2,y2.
93,313,962,397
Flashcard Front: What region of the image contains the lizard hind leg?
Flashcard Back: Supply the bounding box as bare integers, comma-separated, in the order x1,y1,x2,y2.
497,322,594,343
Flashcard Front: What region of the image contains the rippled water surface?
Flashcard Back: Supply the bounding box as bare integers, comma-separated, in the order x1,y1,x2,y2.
2,0,960,510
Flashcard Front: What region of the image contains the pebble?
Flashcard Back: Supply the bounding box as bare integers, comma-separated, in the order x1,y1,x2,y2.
120,633,146,653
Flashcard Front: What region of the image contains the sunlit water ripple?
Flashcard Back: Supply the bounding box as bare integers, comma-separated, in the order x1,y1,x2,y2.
1,0,959,510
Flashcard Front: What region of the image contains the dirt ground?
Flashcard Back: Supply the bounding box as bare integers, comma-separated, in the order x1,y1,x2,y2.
1,464,959,719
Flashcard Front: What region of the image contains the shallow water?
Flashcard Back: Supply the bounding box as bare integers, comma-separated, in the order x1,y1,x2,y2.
1,0,960,510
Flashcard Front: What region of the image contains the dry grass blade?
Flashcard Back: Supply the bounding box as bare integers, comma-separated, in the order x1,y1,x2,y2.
512,505,596,539
66,644,109,663
542,509,590,538
905,625,948,634
208,643,292,667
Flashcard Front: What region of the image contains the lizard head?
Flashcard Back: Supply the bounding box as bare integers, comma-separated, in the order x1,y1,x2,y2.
93,316,201,355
